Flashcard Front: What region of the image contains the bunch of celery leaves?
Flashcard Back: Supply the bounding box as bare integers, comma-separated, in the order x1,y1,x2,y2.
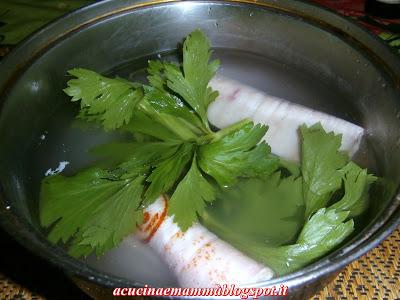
39,30,375,276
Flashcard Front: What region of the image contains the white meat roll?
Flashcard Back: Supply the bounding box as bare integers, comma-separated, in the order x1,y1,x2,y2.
136,196,274,287
208,76,364,162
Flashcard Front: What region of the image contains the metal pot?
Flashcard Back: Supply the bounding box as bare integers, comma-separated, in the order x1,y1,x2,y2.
0,0,399,299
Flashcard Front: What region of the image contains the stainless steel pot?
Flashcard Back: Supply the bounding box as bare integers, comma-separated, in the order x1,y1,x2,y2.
0,0,399,299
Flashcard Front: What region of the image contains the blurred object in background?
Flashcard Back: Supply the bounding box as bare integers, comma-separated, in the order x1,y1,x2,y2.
0,0,93,45
365,0,400,19
313,0,400,52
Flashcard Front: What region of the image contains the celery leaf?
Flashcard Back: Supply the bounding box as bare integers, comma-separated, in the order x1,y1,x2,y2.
300,123,348,217
40,168,144,257
198,121,279,187
164,30,219,125
330,162,377,217
144,143,195,203
169,156,216,231
64,68,144,130
203,172,304,246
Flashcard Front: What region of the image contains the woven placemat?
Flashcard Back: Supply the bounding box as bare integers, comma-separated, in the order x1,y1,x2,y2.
314,227,400,300
1,226,399,300
0,274,44,300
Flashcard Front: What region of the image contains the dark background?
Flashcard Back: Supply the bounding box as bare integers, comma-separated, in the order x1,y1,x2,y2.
0,228,90,299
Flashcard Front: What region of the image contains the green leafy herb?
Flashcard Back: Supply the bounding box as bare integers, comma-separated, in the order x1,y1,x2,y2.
89,141,153,168
278,158,301,177
40,29,375,268
144,143,195,204
300,123,348,217
0,0,93,45
203,122,376,276
203,183,355,276
198,120,279,187
40,168,144,257
169,156,216,230
41,30,224,256
252,208,354,275
203,172,304,246
64,70,203,142
122,110,182,143
330,162,377,217
143,86,206,135
147,60,168,90
64,69,144,130
117,142,180,177
164,30,220,126
40,30,280,257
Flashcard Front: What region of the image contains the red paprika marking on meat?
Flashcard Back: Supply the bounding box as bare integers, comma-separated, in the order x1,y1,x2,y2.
144,196,168,243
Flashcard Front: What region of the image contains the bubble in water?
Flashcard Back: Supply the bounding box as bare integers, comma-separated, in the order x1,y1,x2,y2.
39,130,48,143
249,12,254,17
30,80,41,93
208,6,211,14
157,53,162,59
382,83,387,88
5,205,11,210
396,111,400,119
